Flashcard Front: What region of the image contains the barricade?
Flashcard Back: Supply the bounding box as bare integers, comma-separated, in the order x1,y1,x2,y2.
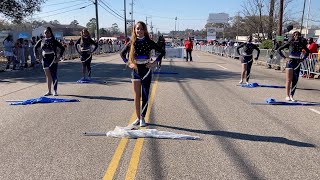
307,53,320,78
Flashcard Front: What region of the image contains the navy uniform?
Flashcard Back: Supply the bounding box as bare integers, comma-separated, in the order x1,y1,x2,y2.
120,37,165,118
278,39,310,97
34,37,65,92
237,42,260,82
75,37,98,79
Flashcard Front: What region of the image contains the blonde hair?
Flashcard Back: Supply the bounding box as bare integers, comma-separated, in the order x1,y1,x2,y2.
128,21,150,69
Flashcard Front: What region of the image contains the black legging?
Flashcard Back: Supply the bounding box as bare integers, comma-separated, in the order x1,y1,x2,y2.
50,63,58,91
246,59,253,82
186,49,192,61
81,52,92,77
290,61,301,96
82,58,92,77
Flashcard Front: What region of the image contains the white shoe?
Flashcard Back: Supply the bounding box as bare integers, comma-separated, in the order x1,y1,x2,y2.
44,92,52,96
140,117,146,127
246,82,249,85
290,96,296,102
53,91,58,96
285,96,291,101
132,118,140,126
239,80,243,84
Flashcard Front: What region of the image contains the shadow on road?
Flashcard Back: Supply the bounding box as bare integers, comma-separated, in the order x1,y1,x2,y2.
147,123,316,148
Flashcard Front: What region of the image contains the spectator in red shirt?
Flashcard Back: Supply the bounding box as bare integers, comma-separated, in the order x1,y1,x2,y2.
307,38,318,54
184,37,193,62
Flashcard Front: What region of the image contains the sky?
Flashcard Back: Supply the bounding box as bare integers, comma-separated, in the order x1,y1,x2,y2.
30,0,320,33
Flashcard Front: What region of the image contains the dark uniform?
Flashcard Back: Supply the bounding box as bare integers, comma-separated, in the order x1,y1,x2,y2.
237,42,260,82
278,39,310,96
120,37,165,118
34,37,65,92
75,37,98,78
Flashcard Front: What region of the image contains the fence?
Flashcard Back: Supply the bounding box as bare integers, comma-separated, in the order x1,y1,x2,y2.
194,45,320,79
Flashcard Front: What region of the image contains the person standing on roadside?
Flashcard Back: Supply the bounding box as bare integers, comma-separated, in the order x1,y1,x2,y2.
3,35,16,70
184,37,193,62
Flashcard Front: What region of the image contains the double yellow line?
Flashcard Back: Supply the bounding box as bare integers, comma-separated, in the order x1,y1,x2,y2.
103,74,159,180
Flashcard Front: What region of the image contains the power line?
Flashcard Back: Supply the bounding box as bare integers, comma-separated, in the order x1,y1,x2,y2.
98,3,124,21
104,0,123,16
43,0,84,7
99,0,124,19
34,4,93,19
36,2,88,15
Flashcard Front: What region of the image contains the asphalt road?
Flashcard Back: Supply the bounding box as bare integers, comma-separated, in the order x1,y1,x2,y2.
0,51,319,180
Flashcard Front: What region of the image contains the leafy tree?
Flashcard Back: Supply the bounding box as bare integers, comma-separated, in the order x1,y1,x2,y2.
86,18,97,38
0,0,45,22
70,20,79,26
49,20,60,25
110,23,120,36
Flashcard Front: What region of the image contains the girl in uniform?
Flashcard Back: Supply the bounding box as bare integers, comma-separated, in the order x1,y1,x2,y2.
278,31,310,101
34,27,65,96
75,29,98,80
236,35,260,84
120,21,165,127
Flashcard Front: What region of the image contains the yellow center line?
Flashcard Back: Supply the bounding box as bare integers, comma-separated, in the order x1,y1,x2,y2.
103,113,137,180
103,74,160,180
125,75,159,180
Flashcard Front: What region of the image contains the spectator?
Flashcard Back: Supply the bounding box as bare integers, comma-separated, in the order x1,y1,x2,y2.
184,37,193,62
3,35,16,70
307,38,318,54
29,37,37,67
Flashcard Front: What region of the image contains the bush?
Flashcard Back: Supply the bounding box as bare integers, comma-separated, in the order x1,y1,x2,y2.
259,40,273,49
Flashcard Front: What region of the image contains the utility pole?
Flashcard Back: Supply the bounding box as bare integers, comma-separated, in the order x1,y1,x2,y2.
94,0,99,40
237,12,240,42
268,0,275,39
277,0,284,38
124,0,127,38
300,0,307,34
305,0,311,37
150,21,153,39
131,0,134,27
174,17,177,43
258,2,264,40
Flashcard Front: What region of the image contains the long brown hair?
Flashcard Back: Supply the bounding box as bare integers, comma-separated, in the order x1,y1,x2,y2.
80,29,91,45
128,21,150,68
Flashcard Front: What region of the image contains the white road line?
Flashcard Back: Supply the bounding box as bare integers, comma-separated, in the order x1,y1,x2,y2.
309,108,320,115
216,64,228,70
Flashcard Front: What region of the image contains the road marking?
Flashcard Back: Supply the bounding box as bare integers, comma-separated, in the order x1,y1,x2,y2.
103,74,159,180
309,108,320,115
125,75,159,180
103,113,137,180
216,64,228,70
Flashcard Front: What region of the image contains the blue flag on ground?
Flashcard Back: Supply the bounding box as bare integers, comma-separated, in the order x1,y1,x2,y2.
10,97,80,105
240,82,285,88
252,98,320,106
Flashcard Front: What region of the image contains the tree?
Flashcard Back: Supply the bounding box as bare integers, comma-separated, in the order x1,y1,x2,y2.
49,20,60,25
99,28,112,37
86,18,97,38
110,23,120,36
70,20,79,26
0,0,45,22
241,0,295,40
